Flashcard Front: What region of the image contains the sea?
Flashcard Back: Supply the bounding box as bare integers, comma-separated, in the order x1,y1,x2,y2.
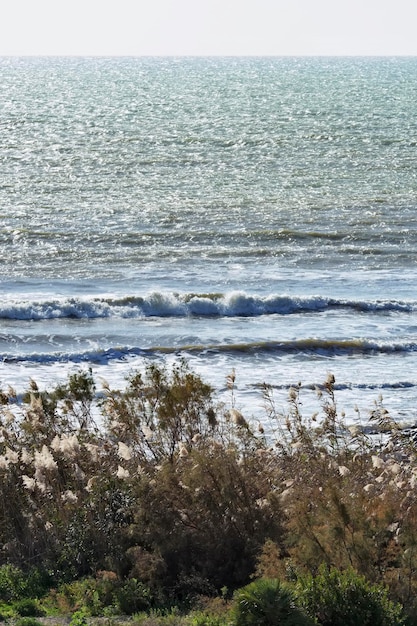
1,55,417,428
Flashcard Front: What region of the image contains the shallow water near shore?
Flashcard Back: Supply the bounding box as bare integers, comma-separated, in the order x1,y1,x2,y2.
1,56,417,424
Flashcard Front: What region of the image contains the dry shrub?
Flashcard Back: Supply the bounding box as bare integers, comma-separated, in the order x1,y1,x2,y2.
127,440,283,597
1,363,417,618
260,375,417,617
0,362,284,599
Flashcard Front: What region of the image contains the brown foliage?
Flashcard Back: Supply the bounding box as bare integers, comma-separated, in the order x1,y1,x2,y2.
1,363,417,613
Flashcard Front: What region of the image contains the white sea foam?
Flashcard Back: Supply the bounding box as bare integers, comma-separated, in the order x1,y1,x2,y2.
0,292,415,320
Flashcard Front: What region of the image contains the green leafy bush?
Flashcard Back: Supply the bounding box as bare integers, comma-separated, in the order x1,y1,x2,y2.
0,565,25,602
14,598,44,617
113,578,153,615
0,565,49,602
232,578,313,626
70,607,90,626
296,565,405,626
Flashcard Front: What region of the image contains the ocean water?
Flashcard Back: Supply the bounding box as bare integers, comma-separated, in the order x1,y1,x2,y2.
1,55,417,425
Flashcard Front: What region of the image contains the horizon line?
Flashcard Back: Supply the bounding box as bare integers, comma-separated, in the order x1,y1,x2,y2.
1,53,417,59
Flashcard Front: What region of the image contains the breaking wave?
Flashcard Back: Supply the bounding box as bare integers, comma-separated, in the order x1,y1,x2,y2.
0,291,415,321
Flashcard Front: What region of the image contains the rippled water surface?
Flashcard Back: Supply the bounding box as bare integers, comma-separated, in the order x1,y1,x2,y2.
1,56,417,422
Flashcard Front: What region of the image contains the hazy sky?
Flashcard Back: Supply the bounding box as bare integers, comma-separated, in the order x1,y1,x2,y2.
2,0,417,56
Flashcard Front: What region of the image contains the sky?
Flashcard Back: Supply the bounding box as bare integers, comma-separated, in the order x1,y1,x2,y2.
1,0,417,57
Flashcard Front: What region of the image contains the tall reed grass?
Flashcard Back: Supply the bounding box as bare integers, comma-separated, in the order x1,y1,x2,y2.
0,362,417,618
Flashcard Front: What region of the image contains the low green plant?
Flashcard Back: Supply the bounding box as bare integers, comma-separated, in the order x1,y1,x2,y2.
232,578,313,626
187,611,229,625
0,565,51,603
295,565,405,626
14,598,44,617
70,607,90,626
15,618,44,626
132,607,183,625
0,601,14,621
114,578,153,615
0,564,26,601
54,575,120,615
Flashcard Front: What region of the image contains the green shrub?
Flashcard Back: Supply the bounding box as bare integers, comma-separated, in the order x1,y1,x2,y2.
24,568,53,599
296,565,405,626
0,565,51,602
14,598,44,617
70,607,90,626
56,577,100,614
114,578,152,615
0,601,14,621
0,565,25,601
232,578,314,626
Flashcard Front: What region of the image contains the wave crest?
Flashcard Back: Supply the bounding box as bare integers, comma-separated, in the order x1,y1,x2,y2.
0,291,415,321
2,337,417,365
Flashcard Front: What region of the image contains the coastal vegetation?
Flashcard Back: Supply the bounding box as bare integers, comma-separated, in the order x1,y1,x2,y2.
0,361,417,624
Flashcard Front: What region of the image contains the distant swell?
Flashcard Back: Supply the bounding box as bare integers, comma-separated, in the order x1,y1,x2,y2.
0,291,415,320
